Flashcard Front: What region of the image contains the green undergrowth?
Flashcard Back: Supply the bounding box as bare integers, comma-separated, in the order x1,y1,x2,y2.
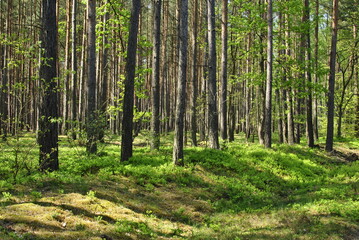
0,133,358,239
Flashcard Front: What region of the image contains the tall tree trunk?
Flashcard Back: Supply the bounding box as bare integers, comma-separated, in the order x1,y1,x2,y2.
286,13,295,145
219,0,228,141
71,0,77,140
354,25,359,137
207,0,219,149
313,0,319,141
325,0,339,152
150,0,161,150
173,0,188,165
86,0,97,154
245,34,252,142
264,0,273,148
78,9,87,125
190,0,198,146
38,0,59,171
121,0,141,161
1,0,11,140
99,6,110,142
62,0,72,134
303,0,315,147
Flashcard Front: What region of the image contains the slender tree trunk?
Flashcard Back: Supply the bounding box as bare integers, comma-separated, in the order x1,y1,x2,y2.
313,0,319,141
302,0,315,147
286,13,295,145
173,0,188,165
78,9,87,125
276,88,283,143
62,0,71,134
121,0,141,161
354,25,359,137
219,0,228,141
99,7,109,142
325,0,339,152
207,0,219,149
71,0,77,140
86,0,97,154
190,0,198,146
150,0,161,150
39,0,59,171
264,0,273,148
245,34,252,142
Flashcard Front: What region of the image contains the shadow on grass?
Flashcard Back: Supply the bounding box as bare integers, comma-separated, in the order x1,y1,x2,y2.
35,201,117,224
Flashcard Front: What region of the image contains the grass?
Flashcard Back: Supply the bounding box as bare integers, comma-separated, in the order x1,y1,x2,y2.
0,132,358,239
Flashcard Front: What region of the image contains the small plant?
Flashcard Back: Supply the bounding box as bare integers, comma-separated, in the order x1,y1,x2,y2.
86,190,96,200
115,220,155,237
30,191,42,201
145,210,156,218
94,215,103,222
2,191,12,201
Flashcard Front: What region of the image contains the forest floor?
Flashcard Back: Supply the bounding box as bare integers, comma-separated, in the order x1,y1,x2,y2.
0,132,358,240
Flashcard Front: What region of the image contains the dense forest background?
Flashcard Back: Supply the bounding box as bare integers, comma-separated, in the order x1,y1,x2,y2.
0,0,358,164
1,1,359,239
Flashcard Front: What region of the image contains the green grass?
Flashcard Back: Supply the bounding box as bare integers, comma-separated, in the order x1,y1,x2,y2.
0,132,358,239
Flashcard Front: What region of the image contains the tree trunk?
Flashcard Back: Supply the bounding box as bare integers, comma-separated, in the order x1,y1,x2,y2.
219,0,228,141
150,0,161,150
325,0,339,152
303,0,314,148
190,0,198,146
286,13,295,145
71,0,77,140
39,0,59,171
121,0,141,161
173,0,188,165
264,0,273,148
207,0,219,149
354,25,359,138
99,7,110,142
62,0,72,134
86,0,97,154
313,0,319,141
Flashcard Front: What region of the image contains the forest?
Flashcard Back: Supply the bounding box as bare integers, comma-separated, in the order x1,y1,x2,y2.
0,0,359,239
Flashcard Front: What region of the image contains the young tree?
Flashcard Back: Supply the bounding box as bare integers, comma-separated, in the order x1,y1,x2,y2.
173,0,189,165
121,0,141,162
325,0,339,152
207,0,219,149
86,0,97,154
150,0,161,150
264,0,273,148
38,0,59,171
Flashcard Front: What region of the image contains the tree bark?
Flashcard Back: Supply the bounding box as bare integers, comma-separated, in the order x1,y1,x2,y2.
121,0,141,161
207,0,219,149
313,0,319,141
150,0,161,150
264,0,273,148
219,0,228,141
303,0,315,148
38,0,59,171
86,0,97,154
325,0,339,152
190,0,199,146
71,0,77,140
99,6,110,142
173,0,188,166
